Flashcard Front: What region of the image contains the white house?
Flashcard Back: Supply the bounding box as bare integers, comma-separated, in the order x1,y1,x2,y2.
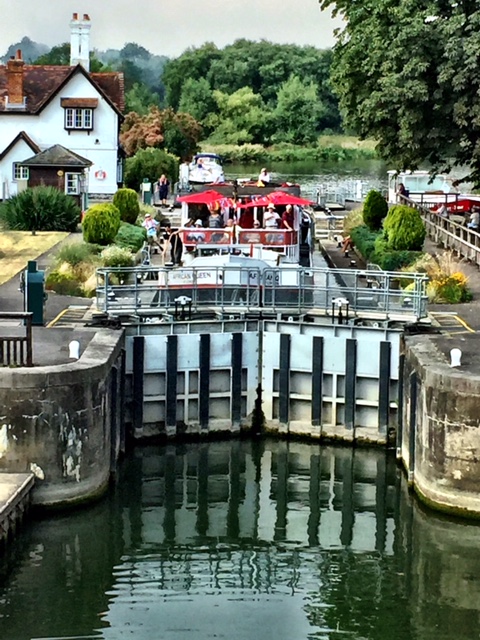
0,13,125,202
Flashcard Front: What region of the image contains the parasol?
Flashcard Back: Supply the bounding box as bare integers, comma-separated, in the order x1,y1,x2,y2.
177,190,234,207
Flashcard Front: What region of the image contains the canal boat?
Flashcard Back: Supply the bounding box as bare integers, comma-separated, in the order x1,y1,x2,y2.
387,169,480,208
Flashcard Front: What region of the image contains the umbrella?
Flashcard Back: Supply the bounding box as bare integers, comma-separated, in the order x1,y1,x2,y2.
177,190,233,207
236,191,314,208
267,191,314,206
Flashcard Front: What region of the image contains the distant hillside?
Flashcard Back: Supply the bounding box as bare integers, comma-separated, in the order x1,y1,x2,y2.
1,37,49,63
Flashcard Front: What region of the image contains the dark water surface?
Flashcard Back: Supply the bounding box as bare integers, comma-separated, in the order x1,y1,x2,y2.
1,440,480,640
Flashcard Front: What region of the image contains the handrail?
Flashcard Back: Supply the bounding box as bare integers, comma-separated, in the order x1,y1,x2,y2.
0,312,33,367
95,265,428,321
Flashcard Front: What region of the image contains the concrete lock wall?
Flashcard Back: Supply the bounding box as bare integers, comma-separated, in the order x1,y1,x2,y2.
401,335,480,517
125,319,401,444
0,330,125,508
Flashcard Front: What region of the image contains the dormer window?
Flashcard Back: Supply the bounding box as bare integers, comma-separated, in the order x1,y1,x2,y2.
61,98,98,131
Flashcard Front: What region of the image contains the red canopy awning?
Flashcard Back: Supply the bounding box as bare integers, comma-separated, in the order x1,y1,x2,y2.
236,191,313,208
177,190,233,207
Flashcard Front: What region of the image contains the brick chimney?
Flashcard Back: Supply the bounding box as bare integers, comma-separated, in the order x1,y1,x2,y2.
6,50,25,107
70,12,91,71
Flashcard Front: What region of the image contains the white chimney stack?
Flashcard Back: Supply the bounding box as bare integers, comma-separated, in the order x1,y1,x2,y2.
70,12,91,71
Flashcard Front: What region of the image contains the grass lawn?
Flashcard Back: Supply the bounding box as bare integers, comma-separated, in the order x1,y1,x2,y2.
0,231,68,285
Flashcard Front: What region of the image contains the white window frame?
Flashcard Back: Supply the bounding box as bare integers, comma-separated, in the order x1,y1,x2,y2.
65,173,80,195
12,163,29,181
64,107,94,131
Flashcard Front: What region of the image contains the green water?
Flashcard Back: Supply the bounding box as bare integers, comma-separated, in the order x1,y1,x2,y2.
0,439,479,640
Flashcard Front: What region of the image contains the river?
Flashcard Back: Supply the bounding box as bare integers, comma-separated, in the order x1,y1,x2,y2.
225,159,388,200
1,439,480,640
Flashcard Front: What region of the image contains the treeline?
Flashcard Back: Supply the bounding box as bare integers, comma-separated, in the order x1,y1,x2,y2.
162,40,341,146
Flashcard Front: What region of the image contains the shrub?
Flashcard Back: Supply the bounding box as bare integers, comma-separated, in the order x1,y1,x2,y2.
100,245,135,269
343,208,364,235
383,205,426,251
45,269,83,296
124,148,178,191
55,242,100,267
114,222,146,252
82,203,121,245
362,189,388,231
112,188,140,224
0,186,81,232
349,225,379,261
405,252,472,303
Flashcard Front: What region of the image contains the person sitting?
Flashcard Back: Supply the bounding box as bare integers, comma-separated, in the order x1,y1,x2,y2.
258,168,271,185
467,207,480,230
281,204,294,231
208,207,224,228
263,203,280,228
437,203,448,217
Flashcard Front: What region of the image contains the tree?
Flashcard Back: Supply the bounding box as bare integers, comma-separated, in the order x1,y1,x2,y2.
125,83,160,115
120,106,202,159
206,88,269,145
33,42,108,71
123,148,178,191
178,78,217,125
319,0,480,186
273,76,326,144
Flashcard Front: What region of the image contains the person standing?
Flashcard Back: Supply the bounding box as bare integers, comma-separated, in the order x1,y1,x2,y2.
157,174,170,207
142,213,162,252
281,204,294,231
263,202,281,228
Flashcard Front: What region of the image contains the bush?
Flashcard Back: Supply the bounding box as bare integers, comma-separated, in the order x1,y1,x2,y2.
112,188,140,224
0,186,81,232
124,148,178,191
383,205,426,251
350,225,379,261
114,222,146,252
362,189,388,231
82,203,121,245
343,208,364,235
45,269,83,296
100,245,135,269
55,242,100,267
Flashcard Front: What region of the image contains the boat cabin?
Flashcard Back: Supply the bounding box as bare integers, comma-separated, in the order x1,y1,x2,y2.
387,170,456,205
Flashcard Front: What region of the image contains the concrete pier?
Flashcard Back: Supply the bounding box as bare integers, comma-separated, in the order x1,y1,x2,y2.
0,473,34,545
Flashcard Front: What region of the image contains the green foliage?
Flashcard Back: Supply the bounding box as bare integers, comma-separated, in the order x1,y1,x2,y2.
125,82,160,115
100,246,135,278
383,205,426,251
371,236,421,270
112,188,140,224
349,225,378,261
320,0,480,187
362,190,388,231
82,203,121,245
0,186,81,232
273,76,326,145
55,242,100,267
124,148,178,191
114,222,146,252
206,87,268,145
45,269,83,296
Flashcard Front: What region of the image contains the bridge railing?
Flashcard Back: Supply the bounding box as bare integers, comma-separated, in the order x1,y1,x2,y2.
95,266,428,321
404,196,480,267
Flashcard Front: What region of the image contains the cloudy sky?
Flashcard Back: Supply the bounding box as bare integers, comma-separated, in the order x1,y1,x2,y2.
2,0,343,57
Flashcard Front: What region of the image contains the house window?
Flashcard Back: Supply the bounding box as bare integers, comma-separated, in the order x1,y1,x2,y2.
65,173,80,195
64,108,94,131
13,163,29,180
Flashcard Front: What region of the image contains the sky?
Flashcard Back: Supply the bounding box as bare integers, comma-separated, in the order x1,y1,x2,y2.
1,0,343,58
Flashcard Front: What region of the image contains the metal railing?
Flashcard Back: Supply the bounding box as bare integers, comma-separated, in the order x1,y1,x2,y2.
404,197,480,267
0,312,33,367
95,265,428,321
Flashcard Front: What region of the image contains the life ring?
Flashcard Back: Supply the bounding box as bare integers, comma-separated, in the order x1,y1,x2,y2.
95,169,107,180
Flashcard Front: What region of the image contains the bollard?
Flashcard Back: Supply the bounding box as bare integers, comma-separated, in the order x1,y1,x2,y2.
69,340,80,360
450,348,462,368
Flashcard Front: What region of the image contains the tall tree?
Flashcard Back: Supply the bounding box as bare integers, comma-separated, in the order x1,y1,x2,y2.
320,0,480,184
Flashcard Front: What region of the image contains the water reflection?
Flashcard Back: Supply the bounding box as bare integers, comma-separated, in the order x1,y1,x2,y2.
0,439,479,640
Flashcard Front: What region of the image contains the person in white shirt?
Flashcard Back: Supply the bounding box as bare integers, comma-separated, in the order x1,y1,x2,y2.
263,203,280,228
258,168,271,184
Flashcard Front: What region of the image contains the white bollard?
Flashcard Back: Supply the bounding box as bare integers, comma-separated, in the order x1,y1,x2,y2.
69,340,80,360
450,348,462,368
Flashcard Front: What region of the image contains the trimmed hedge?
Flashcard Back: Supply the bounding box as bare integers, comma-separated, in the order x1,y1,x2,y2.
114,222,146,252
383,205,426,251
113,188,140,225
82,203,121,245
362,189,388,231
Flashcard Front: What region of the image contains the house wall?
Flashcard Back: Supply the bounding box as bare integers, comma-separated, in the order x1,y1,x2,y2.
0,137,36,199
0,70,121,198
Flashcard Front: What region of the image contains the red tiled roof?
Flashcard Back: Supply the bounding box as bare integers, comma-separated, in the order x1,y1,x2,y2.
0,64,124,115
